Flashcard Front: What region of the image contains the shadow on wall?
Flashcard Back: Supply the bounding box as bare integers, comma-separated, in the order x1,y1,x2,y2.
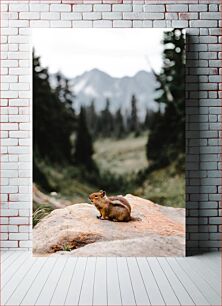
186,33,220,256
186,33,200,256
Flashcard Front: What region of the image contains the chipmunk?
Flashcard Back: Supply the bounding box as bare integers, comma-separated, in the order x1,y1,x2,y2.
88,190,131,222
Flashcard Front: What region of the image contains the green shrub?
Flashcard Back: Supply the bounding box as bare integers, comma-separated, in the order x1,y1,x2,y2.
33,204,54,227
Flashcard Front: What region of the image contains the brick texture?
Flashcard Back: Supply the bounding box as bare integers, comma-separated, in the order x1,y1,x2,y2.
0,0,221,255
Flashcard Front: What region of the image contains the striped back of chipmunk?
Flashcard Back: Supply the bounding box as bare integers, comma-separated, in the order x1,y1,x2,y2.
108,196,131,214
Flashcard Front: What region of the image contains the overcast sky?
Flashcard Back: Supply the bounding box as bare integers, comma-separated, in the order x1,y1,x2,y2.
32,28,167,78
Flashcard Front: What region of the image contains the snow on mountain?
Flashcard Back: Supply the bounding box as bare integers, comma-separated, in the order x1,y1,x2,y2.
51,69,159,120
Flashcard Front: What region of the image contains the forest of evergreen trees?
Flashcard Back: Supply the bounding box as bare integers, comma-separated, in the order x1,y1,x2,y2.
33,28,185,196
84,95,153,140
33,51,153,180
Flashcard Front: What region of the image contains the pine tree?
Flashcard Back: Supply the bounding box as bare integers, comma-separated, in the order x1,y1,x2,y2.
100,98,114,137
85,100,98,138
33,51,75,164
125,109,131,134
74,106,94,168
129,94,140,136
146,29,185,167
143,108,155,130
55,72,75,113
114,108,125,138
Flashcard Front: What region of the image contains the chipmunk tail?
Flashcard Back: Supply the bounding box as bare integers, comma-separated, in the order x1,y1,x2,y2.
130,216,142,222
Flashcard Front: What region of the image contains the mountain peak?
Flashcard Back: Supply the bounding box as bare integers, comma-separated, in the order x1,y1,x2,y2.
85,68,110,77
68,69,158,119
135,70,153,77
90,68,103,73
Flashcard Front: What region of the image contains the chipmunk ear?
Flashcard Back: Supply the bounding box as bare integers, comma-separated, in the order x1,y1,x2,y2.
100,190,106,197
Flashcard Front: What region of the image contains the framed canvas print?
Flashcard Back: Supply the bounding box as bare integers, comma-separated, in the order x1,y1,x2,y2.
32,28,185,256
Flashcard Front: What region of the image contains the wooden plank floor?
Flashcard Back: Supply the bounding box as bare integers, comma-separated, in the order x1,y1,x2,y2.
1,252,221,306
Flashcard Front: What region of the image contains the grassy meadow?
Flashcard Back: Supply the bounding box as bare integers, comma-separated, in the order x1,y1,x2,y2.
94,133,148,175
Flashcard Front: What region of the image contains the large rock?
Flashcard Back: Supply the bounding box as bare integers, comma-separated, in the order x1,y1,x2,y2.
33,194,185,256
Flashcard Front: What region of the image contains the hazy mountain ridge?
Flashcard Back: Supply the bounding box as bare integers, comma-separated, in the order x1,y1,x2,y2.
50,69,158,120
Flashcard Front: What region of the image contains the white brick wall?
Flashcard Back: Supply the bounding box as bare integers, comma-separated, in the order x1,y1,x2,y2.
1,0,221,255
